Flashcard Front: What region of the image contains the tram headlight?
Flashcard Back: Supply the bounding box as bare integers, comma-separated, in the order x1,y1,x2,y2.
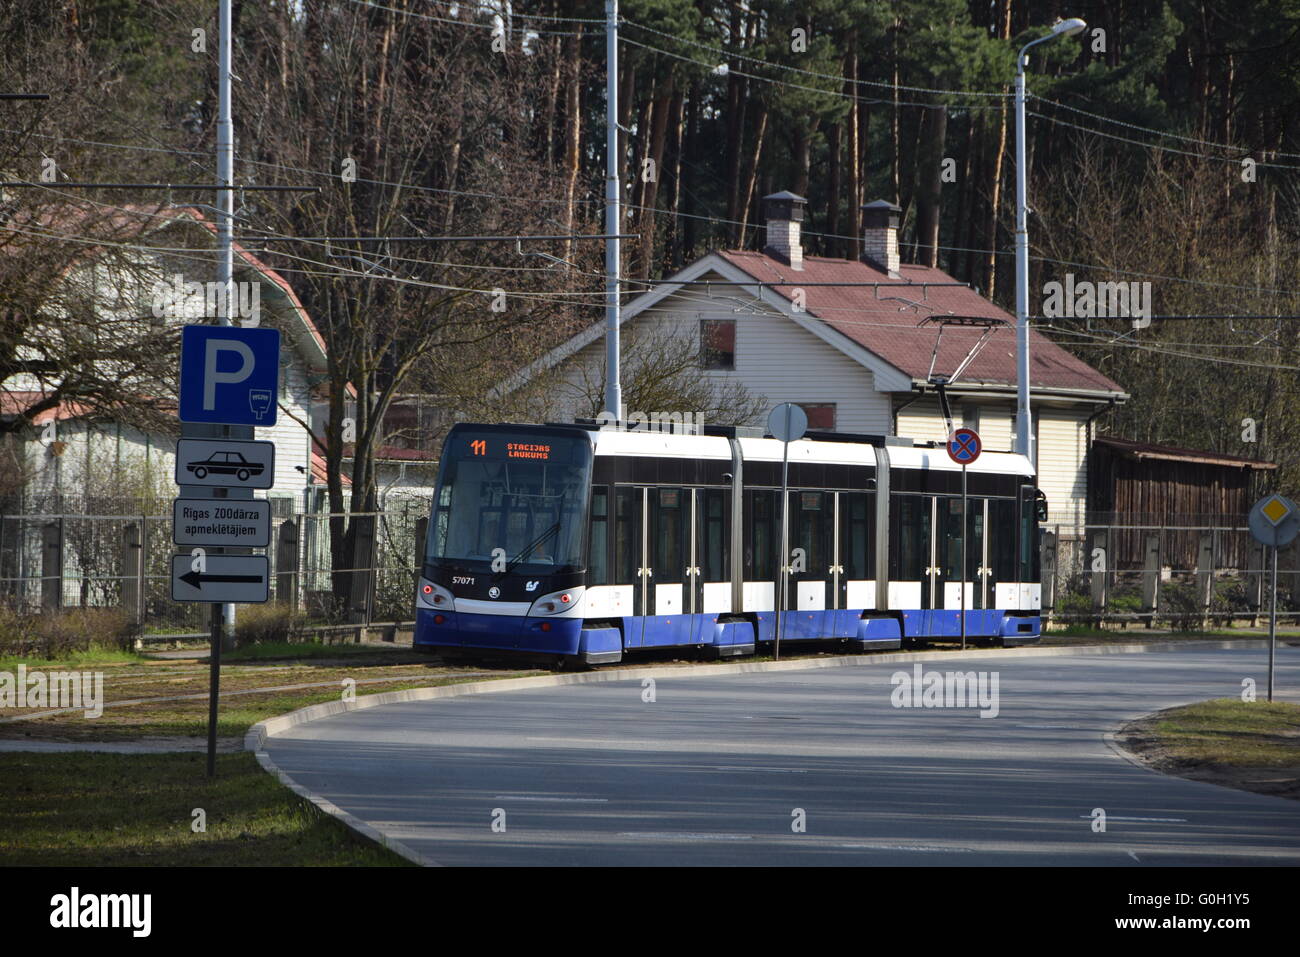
417,578,455,610
528,586,584,617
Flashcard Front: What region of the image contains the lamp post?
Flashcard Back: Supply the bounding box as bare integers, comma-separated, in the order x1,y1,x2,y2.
1014,17,1085,462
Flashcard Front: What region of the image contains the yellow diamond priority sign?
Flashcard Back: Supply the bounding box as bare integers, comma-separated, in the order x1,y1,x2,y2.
1261,495,1291,527
1250,494,1300,547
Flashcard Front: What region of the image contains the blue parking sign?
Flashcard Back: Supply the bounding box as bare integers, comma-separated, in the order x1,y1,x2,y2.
178,325,281,426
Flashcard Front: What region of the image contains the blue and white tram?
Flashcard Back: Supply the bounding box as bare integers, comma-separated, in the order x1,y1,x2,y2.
414,422,1042,665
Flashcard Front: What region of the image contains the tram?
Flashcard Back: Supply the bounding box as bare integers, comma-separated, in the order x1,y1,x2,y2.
414,421,1042,665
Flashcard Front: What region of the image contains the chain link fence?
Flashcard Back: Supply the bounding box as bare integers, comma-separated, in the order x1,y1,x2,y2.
0,495,432,637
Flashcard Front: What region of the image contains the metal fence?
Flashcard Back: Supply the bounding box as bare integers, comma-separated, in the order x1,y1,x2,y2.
1042,512,1300,625
0,495,432,636
3,502,1294,634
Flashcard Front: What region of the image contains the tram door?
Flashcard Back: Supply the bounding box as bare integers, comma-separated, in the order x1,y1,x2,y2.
785,489,833,639
614,486,644,647
985,498,1017,610
642,486,692,647
936,496,985,635
693,487,730,643
838,491,873,628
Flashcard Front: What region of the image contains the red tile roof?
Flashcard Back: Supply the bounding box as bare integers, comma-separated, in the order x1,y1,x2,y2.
717,250,1126,396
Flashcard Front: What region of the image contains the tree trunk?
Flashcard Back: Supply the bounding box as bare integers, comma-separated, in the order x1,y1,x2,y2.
737,103,769,248
665,86,687,270
638,79,675,279
827,122,841,257
845,30,860,259
914,105,948,268
560,25,584,265
982,0,1013,297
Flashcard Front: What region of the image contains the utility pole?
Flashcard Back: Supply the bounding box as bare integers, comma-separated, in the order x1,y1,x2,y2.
1014,18,1085,462
604,0,622,421
215,0,239,653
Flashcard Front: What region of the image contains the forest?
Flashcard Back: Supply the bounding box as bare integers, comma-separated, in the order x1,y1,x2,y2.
3,0,1300,514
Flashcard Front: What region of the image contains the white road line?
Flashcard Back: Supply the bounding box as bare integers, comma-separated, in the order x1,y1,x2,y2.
838,844,973,853
712,766,808,773
491,795,609,803
1078,815,1188,823
620,832,753,841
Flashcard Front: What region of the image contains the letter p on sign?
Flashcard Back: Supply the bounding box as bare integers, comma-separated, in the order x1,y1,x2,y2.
204,338,254,409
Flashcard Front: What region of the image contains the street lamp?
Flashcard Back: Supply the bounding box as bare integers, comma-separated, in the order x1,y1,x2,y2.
1014,17,1085,464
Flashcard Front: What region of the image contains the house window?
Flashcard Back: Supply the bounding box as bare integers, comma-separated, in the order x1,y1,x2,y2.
798,403,836,431
700,319,735,370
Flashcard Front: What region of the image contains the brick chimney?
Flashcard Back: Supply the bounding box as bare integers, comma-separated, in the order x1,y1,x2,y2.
762,190,806,270
861,199,901,278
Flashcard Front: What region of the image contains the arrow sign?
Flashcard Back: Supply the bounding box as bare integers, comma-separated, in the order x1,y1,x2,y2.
171,555,269,603
179,570,265,589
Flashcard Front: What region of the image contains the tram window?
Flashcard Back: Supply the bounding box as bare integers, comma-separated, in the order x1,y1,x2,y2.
991,498,1016,582
652,487,685,580
794,490,826,573
702,489,729,580
588,488,609,584
940,498,964,580
1019,485,1040,581
433,484,451,558
614,488,640,584
841,492,873,579
747,489,776,581
891,495,930,581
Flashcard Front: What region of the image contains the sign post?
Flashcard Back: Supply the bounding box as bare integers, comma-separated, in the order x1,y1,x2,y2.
177,324,280,777
948,428,982,650
1248,494,1299,701
767,403,808,661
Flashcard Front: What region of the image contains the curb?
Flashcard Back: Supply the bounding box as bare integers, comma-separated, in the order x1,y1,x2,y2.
245,638,1278,866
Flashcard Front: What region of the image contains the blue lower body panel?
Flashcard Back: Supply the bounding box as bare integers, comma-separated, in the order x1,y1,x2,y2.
1000,614,1041,645
415,607,1041,659
414,608,583,656
855,616,903,647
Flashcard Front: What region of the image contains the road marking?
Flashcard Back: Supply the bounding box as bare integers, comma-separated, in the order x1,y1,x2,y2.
1128,851,1142,862
1077,815,1188,823
620,832,752,841
491,795,609,803
838,843,973,853
713,766,808,773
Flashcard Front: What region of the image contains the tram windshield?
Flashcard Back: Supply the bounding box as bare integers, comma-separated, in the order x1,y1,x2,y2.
427,430,592,573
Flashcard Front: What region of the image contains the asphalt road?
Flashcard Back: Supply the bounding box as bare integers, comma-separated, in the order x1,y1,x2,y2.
262,645,1300,866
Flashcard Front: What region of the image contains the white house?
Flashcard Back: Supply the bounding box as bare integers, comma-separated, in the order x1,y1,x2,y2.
2,205,333,515
504,192,1128,532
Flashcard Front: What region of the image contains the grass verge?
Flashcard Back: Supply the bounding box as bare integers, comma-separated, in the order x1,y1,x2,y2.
1119,698,1300,801
0,750,413,866
0,646,145,671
